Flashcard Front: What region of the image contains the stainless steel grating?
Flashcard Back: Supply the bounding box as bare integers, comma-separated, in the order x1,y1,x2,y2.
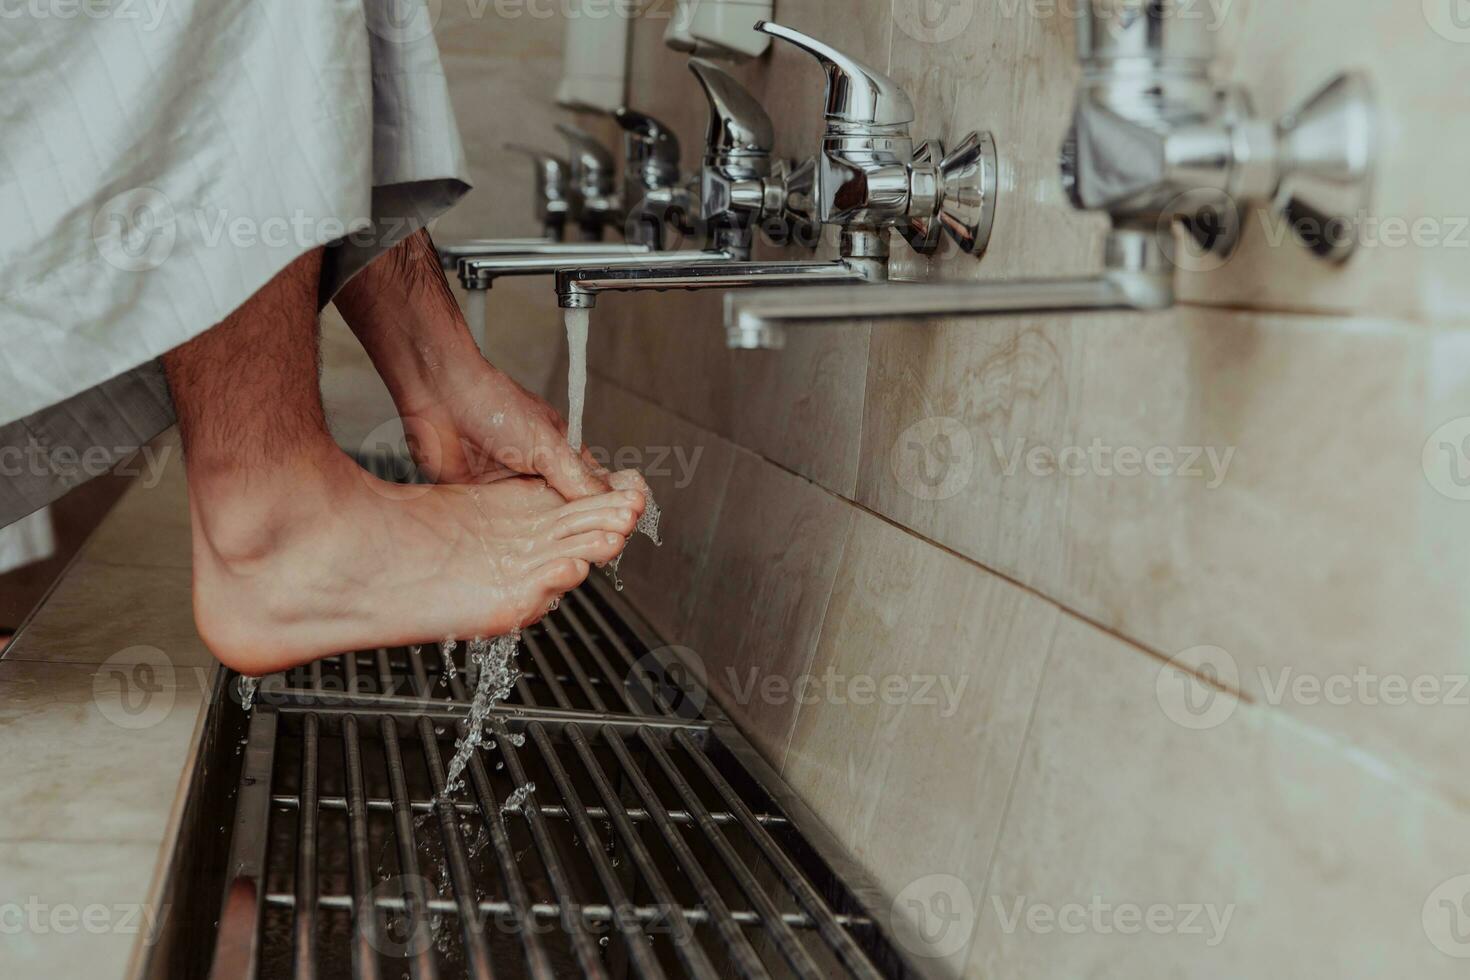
206,577,939,980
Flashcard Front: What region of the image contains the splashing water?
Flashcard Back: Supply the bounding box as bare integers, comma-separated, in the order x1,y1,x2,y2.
438,638,458,686
501,782,536,818
439,632,522,801
564,307,590,451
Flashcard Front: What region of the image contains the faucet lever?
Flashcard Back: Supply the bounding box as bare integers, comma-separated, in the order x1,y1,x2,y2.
613,108,682,180
556,124,620,240
688,58,775,161
504,144,573,240
755,21,914,129
555,124,617,194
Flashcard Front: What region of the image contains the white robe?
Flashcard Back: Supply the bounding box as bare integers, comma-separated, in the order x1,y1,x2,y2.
0,0,469,524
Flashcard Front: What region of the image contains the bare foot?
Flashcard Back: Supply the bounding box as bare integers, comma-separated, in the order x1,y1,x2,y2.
187,448,645,675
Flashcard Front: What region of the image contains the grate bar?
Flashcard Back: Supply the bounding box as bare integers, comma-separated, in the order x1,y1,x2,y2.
417,719,496,979
293,713,320,980
566,724,721,979
602,725,770,979
676,731,885,980
638,728,824,978
554,603,639,715
538,618,610,712
493,719,609,979
527,721,667,980
271,794,784,828
433,637,557,978
340,715,383,980
264,893,872,928
522,631,575,709
378,652,440,980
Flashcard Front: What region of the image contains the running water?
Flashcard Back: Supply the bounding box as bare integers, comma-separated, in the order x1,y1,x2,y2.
501,782,536,818
438,632,522,800
564,307,590,451
238,676,260,711
464,290,488,351
437,638,458,687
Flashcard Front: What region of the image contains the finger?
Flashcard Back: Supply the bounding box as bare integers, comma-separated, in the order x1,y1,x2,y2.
541,442,613,501
554,489,644,517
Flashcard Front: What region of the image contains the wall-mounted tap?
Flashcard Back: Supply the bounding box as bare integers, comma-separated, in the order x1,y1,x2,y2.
1063,0,1375,264
458,60,820,293
505,144,574,241
614,108,697,250
756,21,997,257
556,124,622,241
555,25,988,310
723,1,1377,349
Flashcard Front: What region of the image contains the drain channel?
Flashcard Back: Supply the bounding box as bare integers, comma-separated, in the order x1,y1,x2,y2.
207,578,938,980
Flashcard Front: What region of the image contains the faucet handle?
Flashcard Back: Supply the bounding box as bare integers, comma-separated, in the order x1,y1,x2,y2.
504,144,573,238
555,124,617,194
688,58,775,161
614,108,682,176
755,22,914,129
503,143,571,195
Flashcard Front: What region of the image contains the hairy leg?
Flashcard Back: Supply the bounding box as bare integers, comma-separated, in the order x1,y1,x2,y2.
164,249,643,675
334,230,613,498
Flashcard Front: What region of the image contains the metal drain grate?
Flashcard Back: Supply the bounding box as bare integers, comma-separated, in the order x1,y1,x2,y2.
211,578,937,980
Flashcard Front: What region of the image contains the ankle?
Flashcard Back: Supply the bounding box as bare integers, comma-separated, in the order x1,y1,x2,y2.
187,442,352,569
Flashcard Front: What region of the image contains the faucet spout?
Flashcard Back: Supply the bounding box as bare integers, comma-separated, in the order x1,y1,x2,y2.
723,229,1174,349
459,248,738,291
556,257,887,310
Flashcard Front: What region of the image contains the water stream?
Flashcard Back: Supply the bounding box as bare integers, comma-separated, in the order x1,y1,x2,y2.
464,290,488,351
564,307,590,451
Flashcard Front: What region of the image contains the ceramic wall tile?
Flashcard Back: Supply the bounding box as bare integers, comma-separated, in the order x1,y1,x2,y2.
969,616,1470,978
581,374,739,641
685,450,855,765
858,305,1470,794
782,509,1058,975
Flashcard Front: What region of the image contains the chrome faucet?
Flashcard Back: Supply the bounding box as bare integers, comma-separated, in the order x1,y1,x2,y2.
615,108,697,250
435,136,660,270
557,124,623,241
556,24,997,310
459,59,820,293
755,22,998,257
724,1,1377,349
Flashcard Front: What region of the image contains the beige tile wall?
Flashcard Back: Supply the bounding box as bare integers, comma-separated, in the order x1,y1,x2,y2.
443,0,1470,974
